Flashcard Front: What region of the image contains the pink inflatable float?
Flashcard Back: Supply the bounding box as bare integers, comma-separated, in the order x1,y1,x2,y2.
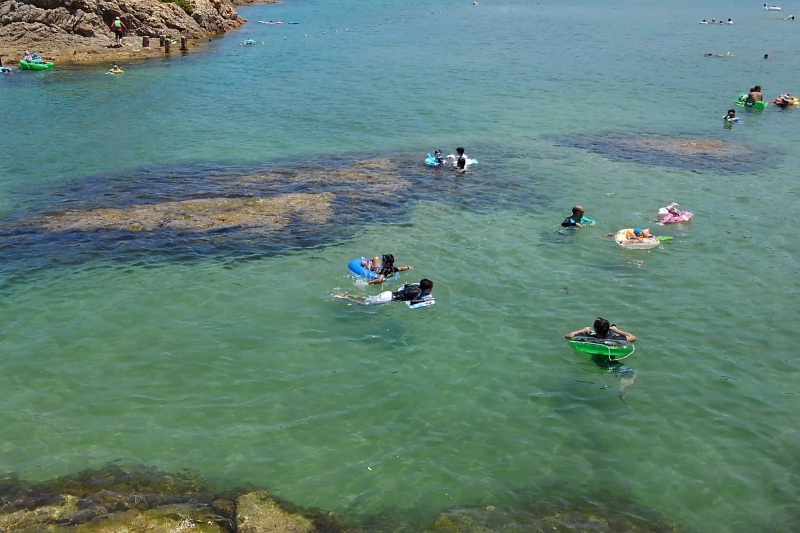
657,202,693,225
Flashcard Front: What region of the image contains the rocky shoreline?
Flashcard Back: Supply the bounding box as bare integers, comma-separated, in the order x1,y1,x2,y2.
0,463,681,532
0,0,276,67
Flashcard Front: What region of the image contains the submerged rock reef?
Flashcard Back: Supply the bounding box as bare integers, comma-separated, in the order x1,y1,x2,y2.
0,156,416,274
560,133,771,174
0,463,681,532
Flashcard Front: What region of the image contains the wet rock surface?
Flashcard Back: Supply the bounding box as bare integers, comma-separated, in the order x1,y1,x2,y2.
0,464,683,532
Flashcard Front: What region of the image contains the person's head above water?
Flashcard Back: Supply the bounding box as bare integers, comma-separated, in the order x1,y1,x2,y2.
381,253,395,266
571,205,585,216
593,317,611,337
419,278,433,292
456,147,465,156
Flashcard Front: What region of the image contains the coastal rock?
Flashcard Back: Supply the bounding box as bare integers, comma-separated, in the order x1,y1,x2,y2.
0,0,276,65
235,490,315,533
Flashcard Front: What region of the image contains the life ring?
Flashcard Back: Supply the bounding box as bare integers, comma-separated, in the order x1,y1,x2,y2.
568,334,635,360
615,229,660,249
657,209,693,225
735,93,768,111
347,258,398,281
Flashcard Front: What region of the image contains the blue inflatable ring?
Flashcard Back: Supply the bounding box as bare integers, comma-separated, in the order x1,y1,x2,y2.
347,258,398,281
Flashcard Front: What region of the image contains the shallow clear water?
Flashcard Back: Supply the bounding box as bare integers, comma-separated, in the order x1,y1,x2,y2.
1,0,800,530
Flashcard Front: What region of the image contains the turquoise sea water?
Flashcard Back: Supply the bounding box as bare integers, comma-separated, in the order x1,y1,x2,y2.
2,0,800,530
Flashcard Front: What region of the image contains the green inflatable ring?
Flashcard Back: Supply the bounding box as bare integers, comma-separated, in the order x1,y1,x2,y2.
734,93,767,111
568,334,635,360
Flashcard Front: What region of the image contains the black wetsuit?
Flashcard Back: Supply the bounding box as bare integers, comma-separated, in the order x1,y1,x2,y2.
375,266,400,279
391,284,430,304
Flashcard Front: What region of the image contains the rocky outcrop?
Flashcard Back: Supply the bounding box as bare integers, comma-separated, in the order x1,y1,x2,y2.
0,0,275,65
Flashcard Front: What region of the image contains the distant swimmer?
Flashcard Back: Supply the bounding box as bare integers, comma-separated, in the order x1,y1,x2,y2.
727,18,734,23
700,19,709,24
786,15,795,20
771,93,797,108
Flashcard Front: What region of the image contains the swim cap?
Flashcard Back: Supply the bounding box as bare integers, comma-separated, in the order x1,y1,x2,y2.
634,228,642,235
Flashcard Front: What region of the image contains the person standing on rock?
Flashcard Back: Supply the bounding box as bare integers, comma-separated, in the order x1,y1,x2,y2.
110,16,127,46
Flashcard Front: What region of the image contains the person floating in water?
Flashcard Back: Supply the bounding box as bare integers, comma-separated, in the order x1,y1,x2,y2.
334,278,433,306
455,146,468,171
561,205,597,228
771,93,796,107
723,109,737,121
565,317,636,343
566,316,638,402
746,85,763,104
626,227,650,241
360,253,413,285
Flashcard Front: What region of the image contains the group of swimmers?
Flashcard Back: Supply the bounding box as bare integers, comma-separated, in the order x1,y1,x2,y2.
724,84,797,122
21,50,46,63
430,147,470,171
334,254,433,307
699,18,734,25
559,207,640,366
561,205,654,242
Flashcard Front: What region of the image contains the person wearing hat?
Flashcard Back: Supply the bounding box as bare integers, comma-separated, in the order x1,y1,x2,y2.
110,16,127,45
561,205,597,228
624,227,650,241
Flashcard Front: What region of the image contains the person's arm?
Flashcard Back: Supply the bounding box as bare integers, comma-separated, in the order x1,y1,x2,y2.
397,265,412,272
565,326,591,339
610,325,636,342
368,274,386,285
581,216,596,226
561,217,576,227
